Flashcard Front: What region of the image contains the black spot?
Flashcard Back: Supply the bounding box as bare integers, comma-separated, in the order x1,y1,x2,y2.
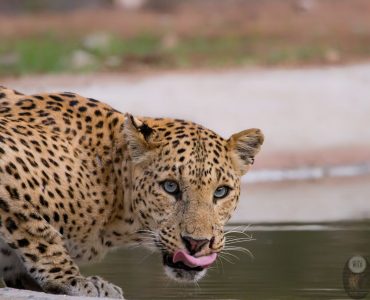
14,212,28,222
5,186,19,200
95,121,104,128
49,95,64,102
43,214,50,223
17,239,30,247
63,214,68,223
39,195,49,207
111,117,119,127
5,218,18,233
0,197,9,212
30,213,42,221
49,267,62,273
53,212,60,222
37,243,47,253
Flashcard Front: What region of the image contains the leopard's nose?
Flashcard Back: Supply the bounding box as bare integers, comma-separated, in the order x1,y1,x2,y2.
181,235,210,255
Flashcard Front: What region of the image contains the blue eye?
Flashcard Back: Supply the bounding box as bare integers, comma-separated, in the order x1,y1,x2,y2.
162,180,180,195
214,186,230,199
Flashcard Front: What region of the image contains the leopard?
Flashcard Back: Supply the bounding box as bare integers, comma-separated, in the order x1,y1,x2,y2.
0,86,264,298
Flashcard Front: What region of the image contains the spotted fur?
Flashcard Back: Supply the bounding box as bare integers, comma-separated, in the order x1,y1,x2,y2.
0,86,263,297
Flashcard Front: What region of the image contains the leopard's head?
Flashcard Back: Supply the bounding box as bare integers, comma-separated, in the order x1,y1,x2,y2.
124,115,263,282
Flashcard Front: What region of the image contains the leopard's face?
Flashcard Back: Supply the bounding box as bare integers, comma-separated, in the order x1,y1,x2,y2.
132,143,240,282
125,116,263,282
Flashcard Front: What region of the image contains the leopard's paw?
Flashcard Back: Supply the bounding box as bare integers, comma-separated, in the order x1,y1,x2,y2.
43,276,124,299
87,276,124,299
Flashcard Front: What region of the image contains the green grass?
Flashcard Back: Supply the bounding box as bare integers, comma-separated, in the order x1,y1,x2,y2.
0,32,365,76
0,34,163,76
0,35,75,75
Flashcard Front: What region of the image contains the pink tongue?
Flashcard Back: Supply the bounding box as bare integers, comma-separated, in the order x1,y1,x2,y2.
173,250,217,268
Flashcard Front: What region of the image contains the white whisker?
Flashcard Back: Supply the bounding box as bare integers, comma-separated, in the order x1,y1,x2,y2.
222,246,254,259
225,238,255,245
220,251,240,261
218,254,234,265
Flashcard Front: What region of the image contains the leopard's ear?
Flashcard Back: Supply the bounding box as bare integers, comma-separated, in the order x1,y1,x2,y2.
227,128,264,176
123,114,159,164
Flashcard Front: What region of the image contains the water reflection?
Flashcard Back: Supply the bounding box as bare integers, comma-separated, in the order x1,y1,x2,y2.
80,223,370,299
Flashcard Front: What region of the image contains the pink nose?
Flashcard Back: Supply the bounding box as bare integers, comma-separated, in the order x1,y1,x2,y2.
181,235,209,254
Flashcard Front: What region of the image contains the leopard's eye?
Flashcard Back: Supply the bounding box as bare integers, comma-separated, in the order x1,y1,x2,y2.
214,186,230,199
162,180,180,195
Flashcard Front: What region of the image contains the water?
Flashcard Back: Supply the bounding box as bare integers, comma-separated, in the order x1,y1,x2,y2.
80,223,370,300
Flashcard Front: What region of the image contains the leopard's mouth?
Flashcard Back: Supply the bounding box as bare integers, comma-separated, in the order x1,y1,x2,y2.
161,251,217,282
163,253,204,272
162,252,207,282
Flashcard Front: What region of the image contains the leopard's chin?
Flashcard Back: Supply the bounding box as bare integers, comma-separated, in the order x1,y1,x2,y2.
162,253,207,282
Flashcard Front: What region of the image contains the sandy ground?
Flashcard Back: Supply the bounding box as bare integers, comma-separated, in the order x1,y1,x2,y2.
4,63,370,169
234,175,370,223
2,64,370,222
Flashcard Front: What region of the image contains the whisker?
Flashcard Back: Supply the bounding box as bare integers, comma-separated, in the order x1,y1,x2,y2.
220,251,240,261
138,250,156,263
225,238,255,245
225,224,251,234
218,254,234,265
222,246,254,259
217,255,225,273
225,225,247,232
224,231,252,238
225,235,254,241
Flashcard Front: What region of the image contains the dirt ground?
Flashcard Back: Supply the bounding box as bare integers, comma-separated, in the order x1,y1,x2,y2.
1,0,369,40
1,0,370,69
236,174,370,223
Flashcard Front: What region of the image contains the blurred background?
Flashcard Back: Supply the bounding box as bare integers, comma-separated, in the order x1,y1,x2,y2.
1,1,370,299
1,0,370,74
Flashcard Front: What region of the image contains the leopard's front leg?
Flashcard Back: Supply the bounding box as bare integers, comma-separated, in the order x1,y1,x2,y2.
0,203,123,299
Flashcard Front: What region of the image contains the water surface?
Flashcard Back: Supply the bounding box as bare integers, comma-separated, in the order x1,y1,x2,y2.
82,223,370,299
